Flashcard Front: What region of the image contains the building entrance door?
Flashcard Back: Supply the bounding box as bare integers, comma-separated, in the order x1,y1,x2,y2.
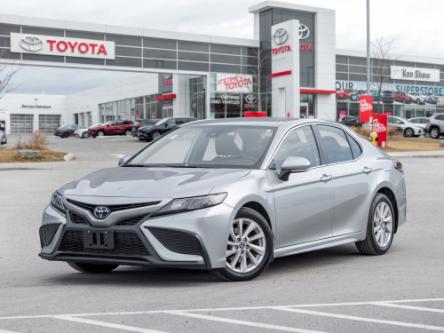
300,103,309,119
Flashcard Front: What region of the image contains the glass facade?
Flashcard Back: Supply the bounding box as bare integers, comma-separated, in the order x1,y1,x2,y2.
99,95,159,122
336,55,444,119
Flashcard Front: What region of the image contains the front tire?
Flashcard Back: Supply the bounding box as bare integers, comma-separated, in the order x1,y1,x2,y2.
356,193,395,255
214,207,273,281
403,128,414,137
68,262,118,273
97,131,105,137
82,132,90,139
151,131,161,140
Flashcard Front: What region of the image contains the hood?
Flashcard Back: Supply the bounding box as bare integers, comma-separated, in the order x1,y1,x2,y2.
60,167,251,199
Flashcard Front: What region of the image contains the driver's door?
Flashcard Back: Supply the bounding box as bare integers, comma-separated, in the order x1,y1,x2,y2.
269,125,335,248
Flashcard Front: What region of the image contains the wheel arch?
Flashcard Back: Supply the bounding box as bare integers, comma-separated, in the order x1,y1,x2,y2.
241,201,272,230
376,186,399,233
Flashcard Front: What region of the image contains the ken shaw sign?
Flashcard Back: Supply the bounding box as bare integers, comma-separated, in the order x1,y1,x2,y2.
390,66,440,83
10,33,115,60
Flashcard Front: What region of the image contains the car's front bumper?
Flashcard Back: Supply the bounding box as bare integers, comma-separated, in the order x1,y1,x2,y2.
39,202,234,270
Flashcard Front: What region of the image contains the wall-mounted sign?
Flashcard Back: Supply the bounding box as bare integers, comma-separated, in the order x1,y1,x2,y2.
216,74,253,93
211,94,241,105
336,80,444,96
21,104,51,109
390,66,440,83
10,33,115,59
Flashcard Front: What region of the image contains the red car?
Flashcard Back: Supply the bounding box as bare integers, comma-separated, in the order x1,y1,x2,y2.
393,91,413,104
336,91,351,100
89,120,134,137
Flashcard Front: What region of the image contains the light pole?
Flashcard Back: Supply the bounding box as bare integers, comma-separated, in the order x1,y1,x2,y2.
366,0,371,94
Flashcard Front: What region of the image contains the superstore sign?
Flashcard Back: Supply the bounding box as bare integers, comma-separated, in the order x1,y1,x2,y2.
336,80,444,96
216,74,253,93
10,33,115,59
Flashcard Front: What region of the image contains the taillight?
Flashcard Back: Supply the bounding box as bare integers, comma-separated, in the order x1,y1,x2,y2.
394,160,404,174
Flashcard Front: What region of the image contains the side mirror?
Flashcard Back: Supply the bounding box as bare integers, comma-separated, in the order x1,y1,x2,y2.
277,156,311,181
118,155,130,167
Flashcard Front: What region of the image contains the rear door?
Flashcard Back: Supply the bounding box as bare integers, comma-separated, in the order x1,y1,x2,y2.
270,125,335,247
314,124,371,236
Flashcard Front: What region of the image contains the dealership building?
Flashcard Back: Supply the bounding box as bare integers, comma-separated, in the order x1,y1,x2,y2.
1,1,444,134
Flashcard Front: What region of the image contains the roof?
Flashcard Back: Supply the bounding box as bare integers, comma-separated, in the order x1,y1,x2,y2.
185,117,334,128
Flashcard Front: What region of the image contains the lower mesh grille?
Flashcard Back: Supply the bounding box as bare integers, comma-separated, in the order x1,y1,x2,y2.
149,227,203,256
59,230,149,256
69,211,88,224
39,224,60,247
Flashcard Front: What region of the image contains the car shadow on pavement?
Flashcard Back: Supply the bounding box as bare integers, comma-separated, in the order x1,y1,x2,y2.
42,244,363,286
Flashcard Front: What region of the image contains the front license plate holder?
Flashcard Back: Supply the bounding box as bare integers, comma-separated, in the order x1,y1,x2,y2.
83,230,114,250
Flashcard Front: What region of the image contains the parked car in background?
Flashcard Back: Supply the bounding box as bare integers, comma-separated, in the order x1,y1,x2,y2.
407,117,429,130
89,120,133,138
393,91,413,104
74,123,102,138
0,127,7,145
410,93,426,104
138,117,195,141
131,119,160,137
340,116,361,127
336,91,351,100
425,94,439,104
39,119,407,281
388,116,425,137
425,113,444,139
382,91,394,104
54,124,80,138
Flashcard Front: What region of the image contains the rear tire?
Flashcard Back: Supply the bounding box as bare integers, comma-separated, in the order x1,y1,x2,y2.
68,262,118,273
356,193,395,255
430,127,440,139
213,207,273,281
82,132,90,139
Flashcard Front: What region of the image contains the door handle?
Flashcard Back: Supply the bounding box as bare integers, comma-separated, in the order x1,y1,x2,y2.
362,166,373,174
320,174,333,182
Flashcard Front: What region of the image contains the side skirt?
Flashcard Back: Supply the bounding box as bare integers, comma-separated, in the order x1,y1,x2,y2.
273,232,363,259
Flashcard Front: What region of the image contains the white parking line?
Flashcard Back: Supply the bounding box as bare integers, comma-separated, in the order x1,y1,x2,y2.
54,315,169,333
165,310,325,333
0,329,20,333
273,306,444,331
373,302,444,314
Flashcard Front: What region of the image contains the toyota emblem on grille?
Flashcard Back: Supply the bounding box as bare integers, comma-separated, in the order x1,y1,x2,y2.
273,28,289,45
93,206,111,220
19,36,43,52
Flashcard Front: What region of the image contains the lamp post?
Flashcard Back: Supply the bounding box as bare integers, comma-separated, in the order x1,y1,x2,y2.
366,0,371,94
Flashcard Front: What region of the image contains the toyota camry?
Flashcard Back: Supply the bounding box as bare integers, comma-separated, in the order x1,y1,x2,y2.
39,118,406,281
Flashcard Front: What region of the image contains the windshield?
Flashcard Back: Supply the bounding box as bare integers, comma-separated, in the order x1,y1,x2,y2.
140,119,160,126
126,125,276,169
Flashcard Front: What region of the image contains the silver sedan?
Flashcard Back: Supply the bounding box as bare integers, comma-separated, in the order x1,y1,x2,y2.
39,118,407,281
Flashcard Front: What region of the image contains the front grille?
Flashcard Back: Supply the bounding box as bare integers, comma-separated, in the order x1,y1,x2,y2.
69,211,88,224
66,199,161,213
149,227,203,256
116,214,148,226
39,224,60,247
58,230,149,256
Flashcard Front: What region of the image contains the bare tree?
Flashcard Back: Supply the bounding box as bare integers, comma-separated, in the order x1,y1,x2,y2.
0,50,18,98
371,38,396,112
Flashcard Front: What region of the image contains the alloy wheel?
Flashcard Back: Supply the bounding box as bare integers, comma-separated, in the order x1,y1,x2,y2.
225,217,266,273
372,201,393,249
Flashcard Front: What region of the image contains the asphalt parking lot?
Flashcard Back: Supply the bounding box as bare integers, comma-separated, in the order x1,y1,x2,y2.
1,135,443,332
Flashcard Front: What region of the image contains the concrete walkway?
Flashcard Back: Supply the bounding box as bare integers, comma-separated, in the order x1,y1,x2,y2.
388,150,444,158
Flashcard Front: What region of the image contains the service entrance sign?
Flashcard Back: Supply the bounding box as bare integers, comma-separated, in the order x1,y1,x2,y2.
10,33,115,59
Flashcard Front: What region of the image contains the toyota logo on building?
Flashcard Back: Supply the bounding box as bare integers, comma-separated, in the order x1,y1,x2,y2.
93,206,111,220
19,36,43,52
245,94,256,104
299,24,310,40
273,28,289,45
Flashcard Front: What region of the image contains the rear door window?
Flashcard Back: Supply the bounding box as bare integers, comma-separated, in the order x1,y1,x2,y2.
317,125,354,164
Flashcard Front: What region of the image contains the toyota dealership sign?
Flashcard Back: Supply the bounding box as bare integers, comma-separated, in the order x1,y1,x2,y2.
10,33,115,59
216,74,253,93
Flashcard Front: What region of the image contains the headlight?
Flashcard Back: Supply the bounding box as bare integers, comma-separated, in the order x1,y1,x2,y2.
51,191,66,214
152,193,227,217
